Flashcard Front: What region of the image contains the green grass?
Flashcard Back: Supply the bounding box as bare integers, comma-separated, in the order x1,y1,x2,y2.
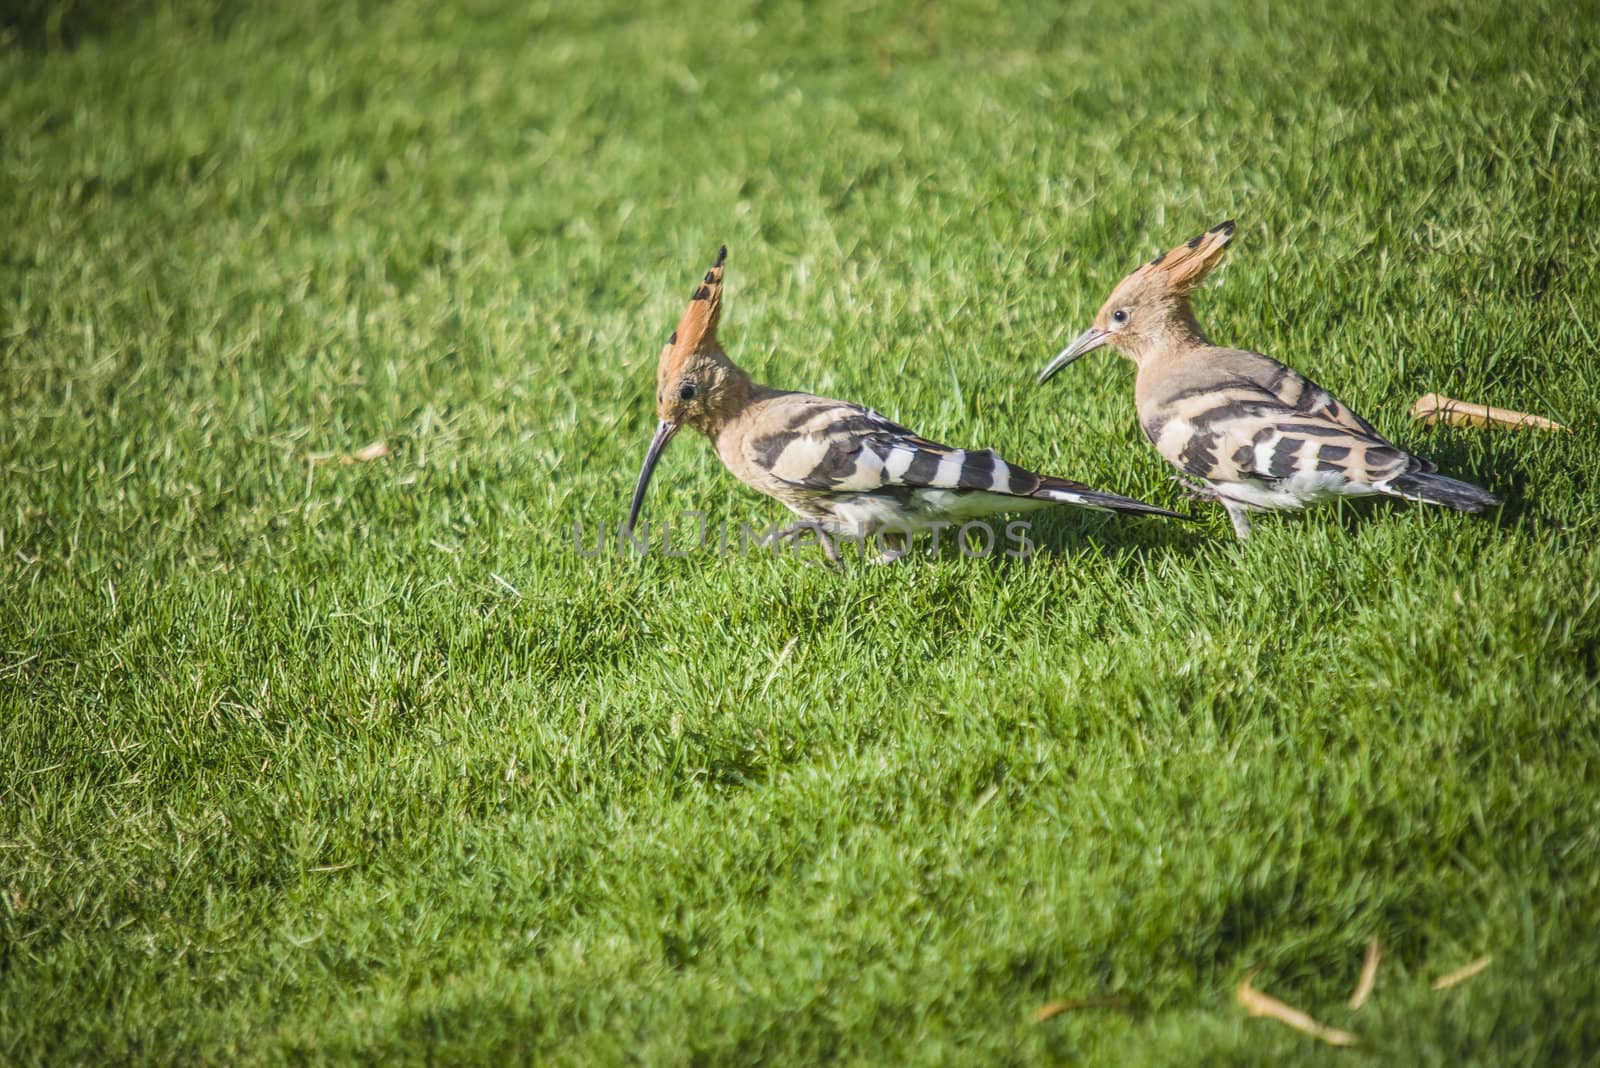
4,0,1600,1062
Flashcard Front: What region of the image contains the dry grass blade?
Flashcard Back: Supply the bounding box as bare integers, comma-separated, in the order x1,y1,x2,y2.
1236,969,1359,1047
1410,393,1567,432
1032,995,1133,1023
1432,955,1493,990
306,440,391,465
1348,938,1381,1010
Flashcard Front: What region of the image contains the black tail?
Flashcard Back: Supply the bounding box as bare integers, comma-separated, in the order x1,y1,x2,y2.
1383,471,1500,512
1033,476,1191,520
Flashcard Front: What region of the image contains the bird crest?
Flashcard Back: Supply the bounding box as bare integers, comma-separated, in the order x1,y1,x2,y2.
1133,219,1235,294
660,245,727,378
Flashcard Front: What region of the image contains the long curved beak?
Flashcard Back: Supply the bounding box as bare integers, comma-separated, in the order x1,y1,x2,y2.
1036,328,1111,384
626,420,679,533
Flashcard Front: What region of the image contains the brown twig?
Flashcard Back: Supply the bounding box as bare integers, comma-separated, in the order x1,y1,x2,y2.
1431,955,1493,990
1236,969,1359,1047
1032,994,1133,1022
1348,938,1381,1010
306,439,390,465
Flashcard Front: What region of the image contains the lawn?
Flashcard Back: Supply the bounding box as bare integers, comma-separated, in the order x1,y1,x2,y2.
3,0,1600,1062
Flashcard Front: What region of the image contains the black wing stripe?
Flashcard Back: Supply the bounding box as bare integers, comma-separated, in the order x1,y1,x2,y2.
1188,398,1283,428
957,449,996,490
1179,431,1221,478
905,449,941,484
750,432,791,471
1315,444,1350,473
1268,436,1303,479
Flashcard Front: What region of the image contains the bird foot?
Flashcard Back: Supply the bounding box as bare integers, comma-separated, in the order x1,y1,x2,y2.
767,522,843,564
869,531,911,565
1171,475,1221,503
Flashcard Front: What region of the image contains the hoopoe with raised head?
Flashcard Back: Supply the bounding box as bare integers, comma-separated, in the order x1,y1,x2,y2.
1035,221,1500,540
627,246,1187,562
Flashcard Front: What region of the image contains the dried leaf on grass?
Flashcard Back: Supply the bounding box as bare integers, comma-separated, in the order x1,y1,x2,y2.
1431,955,1493,990
1236,969,1359,1047
1348,938,1381,1011
1410,393,1567,432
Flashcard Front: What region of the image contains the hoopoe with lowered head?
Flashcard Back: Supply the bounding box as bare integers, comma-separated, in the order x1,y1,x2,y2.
1035,221,1500,540
627,246,1187,562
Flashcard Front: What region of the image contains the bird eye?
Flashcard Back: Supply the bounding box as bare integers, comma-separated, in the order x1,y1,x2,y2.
1112,309,1129,325
678,382,696,402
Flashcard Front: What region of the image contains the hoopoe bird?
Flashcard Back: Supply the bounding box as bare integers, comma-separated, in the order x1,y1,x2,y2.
626,246,1186,562
1036,221,1500,540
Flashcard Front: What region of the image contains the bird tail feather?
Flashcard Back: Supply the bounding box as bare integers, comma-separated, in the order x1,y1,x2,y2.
1032,477,1189,520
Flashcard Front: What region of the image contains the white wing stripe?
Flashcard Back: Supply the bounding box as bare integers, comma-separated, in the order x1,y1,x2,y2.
1252,432,1280,475
770,435,834,484
989,456,1013,493
932,451,965,488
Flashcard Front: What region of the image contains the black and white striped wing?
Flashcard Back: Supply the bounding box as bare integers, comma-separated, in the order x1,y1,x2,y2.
745,401,1028,496
1151,378,1419,488
1249,358,1387,442
743,398,1183,517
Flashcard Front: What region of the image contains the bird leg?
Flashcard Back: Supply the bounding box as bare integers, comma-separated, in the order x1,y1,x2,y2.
1221,501,1253,541
814,527,842,565
767,521,843,564
1171,475,1252,538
